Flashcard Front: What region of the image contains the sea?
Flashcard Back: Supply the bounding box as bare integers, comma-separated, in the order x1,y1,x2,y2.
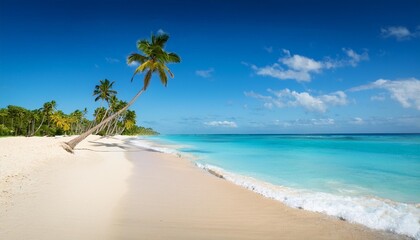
132,134,420,239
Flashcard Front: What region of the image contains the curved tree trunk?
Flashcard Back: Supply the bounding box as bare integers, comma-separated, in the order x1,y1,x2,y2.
32,116,45,136
111,115,120,135
95,108,109,134
62,89,145,153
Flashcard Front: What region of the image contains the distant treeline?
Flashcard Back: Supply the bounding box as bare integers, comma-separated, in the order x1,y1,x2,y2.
0,102,158,137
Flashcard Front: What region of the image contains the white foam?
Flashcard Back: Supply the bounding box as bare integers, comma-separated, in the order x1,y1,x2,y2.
129,138,180,155
197,163,420,239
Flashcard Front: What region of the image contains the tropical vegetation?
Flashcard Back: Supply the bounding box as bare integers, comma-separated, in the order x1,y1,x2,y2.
0,86,158,137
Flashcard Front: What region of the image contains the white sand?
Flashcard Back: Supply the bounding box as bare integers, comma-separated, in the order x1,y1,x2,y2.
0,135,132,239
0,136,406,239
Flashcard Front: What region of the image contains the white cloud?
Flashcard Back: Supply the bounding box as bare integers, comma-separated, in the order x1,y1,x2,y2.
251,63,312,82
280,54,323,72
343,48,369,67
196,68,214,78
350,117,364,125
245,89,348,112
351,78,420,110
381,26,418,40
204,121,238,128
157,29,166,35
320,91,348,106
105,57,120,63
128,61,139,67
248,48,368,82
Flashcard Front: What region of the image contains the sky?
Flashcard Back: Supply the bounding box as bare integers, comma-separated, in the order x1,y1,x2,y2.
1,0,420,134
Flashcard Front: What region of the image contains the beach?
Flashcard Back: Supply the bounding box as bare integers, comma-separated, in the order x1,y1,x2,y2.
0,136,406,239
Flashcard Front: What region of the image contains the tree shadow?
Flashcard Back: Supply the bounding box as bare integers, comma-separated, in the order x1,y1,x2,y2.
74,138,160,153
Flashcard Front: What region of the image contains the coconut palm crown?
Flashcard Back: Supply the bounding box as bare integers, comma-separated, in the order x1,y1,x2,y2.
93,79,117,104
127,33,181,90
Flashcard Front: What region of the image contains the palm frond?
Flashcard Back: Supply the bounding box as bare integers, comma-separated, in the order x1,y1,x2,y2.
143,70,152,90
167,68,174,78
127,53,147,64
130,68,141,82
131,61,150,82
138,40,151,55
157,64,168,87
154,33,169,47
167,52,181,63
139,60,153,72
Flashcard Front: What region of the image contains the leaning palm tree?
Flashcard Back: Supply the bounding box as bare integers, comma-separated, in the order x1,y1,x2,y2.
62,33,180,152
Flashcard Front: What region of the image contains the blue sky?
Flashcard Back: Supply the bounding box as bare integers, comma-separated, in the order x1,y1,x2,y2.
1,0,419,134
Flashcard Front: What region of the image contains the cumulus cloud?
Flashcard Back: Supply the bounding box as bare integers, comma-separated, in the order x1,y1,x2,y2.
251,63,312,82
204,121,238,128
245,89,348,112
381,26,419,40
196,68,214,78
343,48,369,66
351,78,420,110
248,48,368,82
280,52,323,72
105,57,120,63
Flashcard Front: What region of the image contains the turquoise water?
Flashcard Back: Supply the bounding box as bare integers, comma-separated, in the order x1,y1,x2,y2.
137,134,420,238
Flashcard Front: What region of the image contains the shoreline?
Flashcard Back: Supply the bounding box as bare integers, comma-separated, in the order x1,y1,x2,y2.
116,137,406,239
0,136,408,239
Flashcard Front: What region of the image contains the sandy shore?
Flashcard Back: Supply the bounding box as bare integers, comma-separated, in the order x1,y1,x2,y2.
0,135,133,239
0,136,405,239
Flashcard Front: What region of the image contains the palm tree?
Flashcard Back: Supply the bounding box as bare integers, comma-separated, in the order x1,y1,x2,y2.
51,111,71,134
93,79,117,133
120,110,136,134
93,79,117,104
31,101,54,136
62,33,180,152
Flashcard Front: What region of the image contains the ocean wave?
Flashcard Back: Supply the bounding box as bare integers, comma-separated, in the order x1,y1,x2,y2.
196,163,420,239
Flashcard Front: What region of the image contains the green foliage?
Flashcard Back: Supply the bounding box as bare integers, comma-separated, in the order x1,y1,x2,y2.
0,124,12,136
127,32,181,90
0,102,157,137
122,125,158,136
93,79,117,104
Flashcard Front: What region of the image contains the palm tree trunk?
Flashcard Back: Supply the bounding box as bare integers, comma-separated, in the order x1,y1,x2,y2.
32,116,45,136
62,89,145,152
106,116,117,136
118,126,125,135
111,116,119,135
95,108,109,134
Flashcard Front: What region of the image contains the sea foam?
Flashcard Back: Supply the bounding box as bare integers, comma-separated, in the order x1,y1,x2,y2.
129,138,179,154
197,163,420,239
